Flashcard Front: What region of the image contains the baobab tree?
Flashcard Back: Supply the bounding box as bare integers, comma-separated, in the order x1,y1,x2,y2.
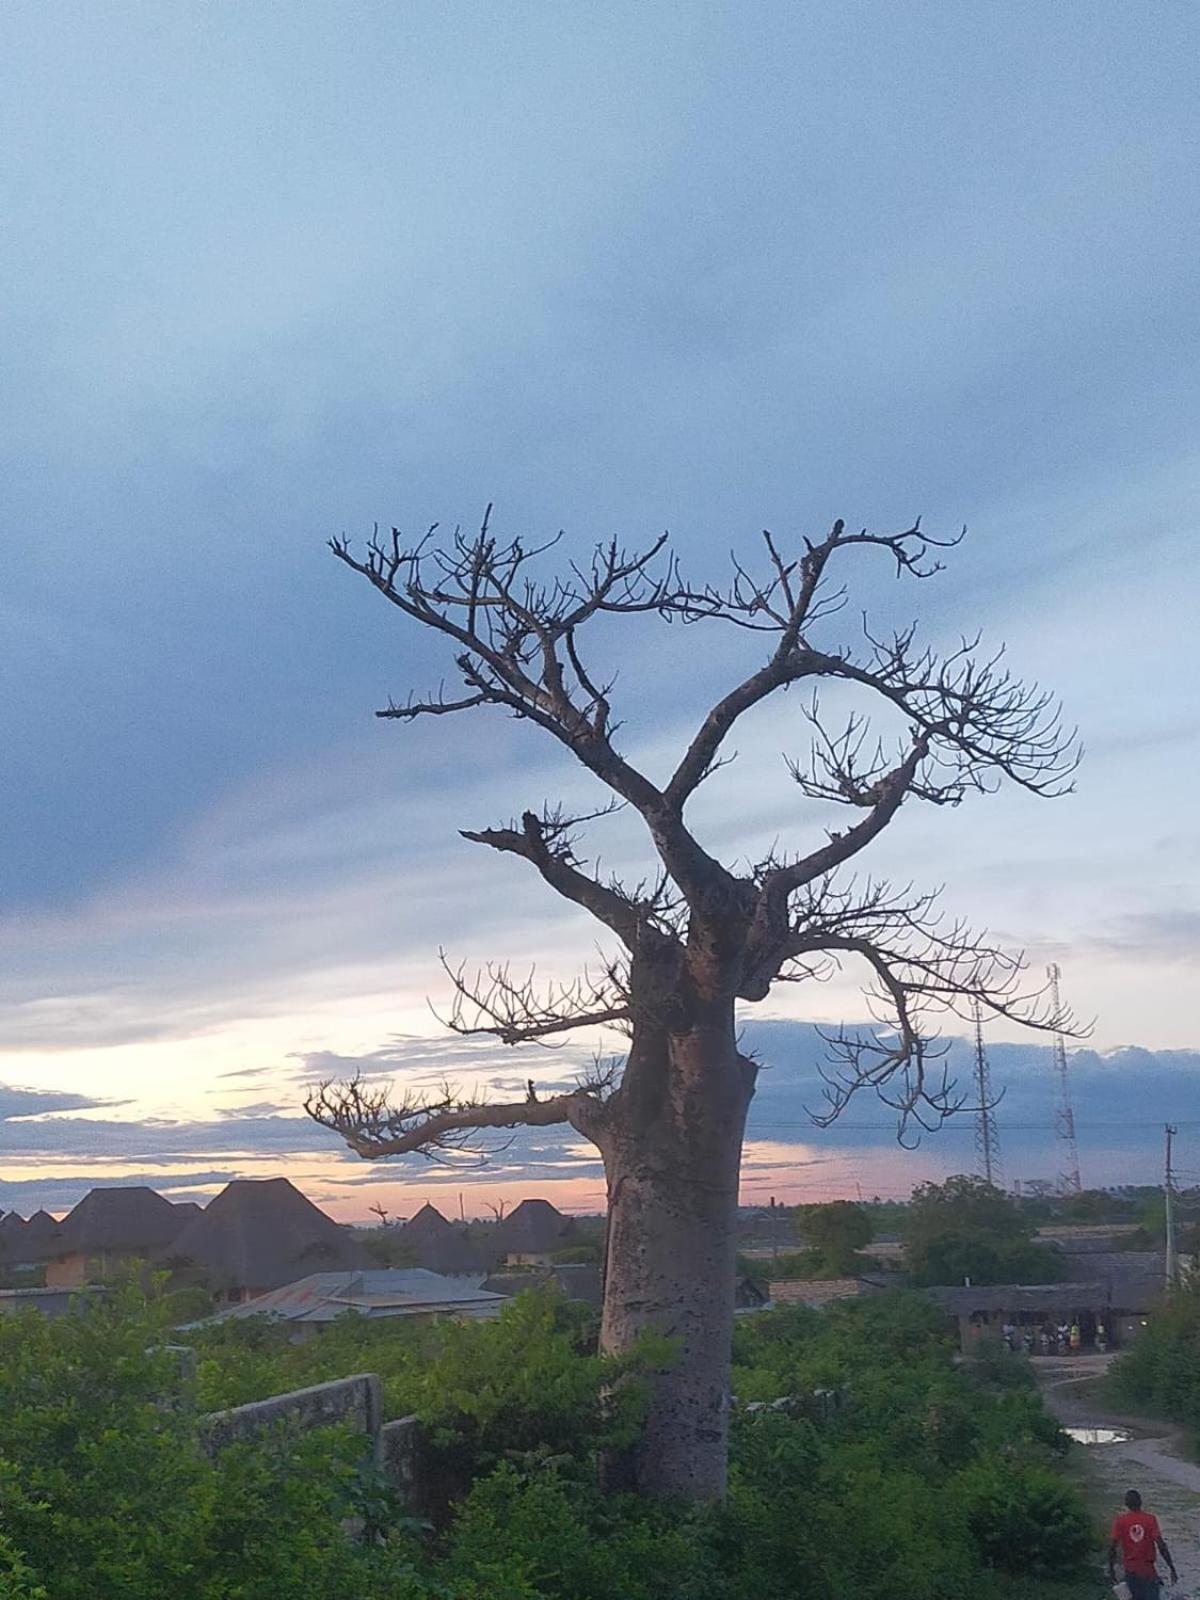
307,513,1078,1499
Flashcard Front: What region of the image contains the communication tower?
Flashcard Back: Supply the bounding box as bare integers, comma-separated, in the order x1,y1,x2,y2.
972,1001,1002,1187
1046,963,1082,1195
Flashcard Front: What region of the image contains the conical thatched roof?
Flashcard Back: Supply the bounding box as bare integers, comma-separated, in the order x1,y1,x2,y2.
168,1178,360,1293
0,1212,27,1262
398,1203,488,1274
57,1187,185,1254
22,1210,61,1259
402,1203,453,1239
493,1198,576,1257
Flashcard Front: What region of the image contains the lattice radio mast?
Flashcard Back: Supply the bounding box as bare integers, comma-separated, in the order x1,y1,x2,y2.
973,1000,1002,1187
1046,963,1082,1195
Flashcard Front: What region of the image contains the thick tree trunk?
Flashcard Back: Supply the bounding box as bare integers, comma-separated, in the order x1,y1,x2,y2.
598,1008,754,1500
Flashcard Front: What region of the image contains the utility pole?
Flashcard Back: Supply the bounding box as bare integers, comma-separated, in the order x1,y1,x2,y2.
1165,1125,1178,1291
972,999,1002,1187
1046,964,1082,1195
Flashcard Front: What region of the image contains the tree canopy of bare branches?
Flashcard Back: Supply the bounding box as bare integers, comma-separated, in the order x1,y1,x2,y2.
310,512,1078,1152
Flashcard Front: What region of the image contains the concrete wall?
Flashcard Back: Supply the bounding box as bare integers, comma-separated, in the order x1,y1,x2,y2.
0,1286,105,1317
380,1414,420,1498
199,1373,384,1465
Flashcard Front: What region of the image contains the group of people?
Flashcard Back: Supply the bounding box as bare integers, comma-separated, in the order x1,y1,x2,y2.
999,1318,1109,1354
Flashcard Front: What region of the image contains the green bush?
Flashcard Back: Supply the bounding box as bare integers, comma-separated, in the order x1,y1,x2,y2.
0,1537,47,1600
446,1462,708,1600
1109,1280,1200,1436
0,1274,1097,1600
955,1456,1094,1576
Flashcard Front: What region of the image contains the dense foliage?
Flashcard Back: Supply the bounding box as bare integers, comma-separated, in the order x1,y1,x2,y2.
792,1199,875,1274
904,1175,1065,1287
1109,1279,1200,1440
0,1277,1098,1598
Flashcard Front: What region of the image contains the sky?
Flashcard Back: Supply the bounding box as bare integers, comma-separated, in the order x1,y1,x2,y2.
2,1,1198,1220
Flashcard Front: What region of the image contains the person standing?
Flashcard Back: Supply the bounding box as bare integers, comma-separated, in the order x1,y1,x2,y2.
1108,1488,1178,1599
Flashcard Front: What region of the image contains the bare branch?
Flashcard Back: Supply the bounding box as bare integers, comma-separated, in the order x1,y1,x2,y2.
325,509,1082,1145
305,1067,615,1161
332,514,744,907
461,805,660,951
436,951,633,1045
663,519,963,809
764,874,1087,1140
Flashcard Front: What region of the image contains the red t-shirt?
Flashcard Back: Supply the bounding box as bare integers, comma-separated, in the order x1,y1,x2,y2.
1112,1509,1161,1576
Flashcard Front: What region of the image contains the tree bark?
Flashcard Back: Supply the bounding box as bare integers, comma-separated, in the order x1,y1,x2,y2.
597,1009,755,1500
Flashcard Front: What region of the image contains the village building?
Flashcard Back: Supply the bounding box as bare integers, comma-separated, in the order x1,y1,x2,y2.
397,1202,489,1275
483,1262,604,1307
194,1267,505,1338
0,1209,62,1269
167,1177,362,1303
23,1210,62,1260
0,1285,108,1317
45,1187,192,1287
767,1277,884,1309
491,1198,577,1266
929,1252,1167,1350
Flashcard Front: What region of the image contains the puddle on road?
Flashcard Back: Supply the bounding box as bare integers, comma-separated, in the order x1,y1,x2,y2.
1065,1426,1131,1445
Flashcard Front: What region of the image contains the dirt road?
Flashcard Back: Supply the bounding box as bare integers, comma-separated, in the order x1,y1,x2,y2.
1037,1354,1200,1590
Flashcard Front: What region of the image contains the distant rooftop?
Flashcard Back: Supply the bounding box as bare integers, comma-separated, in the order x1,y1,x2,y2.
199,1267,504,1325
168,1178,360,1292
57,1186,185,1254
493,1198,576,1256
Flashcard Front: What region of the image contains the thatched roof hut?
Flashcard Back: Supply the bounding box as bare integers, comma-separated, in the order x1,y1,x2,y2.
492,1198,577,1260
168,1178,360,1297
56,1186,185,1255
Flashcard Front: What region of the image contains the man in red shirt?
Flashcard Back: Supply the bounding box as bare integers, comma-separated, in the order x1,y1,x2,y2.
1108,1488,1178,1598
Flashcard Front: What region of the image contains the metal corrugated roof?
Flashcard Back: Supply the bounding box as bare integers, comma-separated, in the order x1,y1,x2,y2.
203,1267,505,1324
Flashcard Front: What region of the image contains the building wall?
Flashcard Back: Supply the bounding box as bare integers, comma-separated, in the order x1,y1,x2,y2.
1114,1314,1150,1344
45,1249,142,1287
45,1254,90,1288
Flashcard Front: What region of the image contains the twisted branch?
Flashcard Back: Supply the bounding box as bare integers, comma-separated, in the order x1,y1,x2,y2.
305,1064,615,1161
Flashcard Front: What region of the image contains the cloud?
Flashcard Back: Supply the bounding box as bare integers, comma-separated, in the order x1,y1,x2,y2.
1090,910,1200,964
2,1017,1196,1218
214,1101,292,1120
3,3,1200,1211
0,1084,124,1120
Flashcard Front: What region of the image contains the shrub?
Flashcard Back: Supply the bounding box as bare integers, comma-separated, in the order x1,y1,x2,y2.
0,1536,47,1600
1109,1281,1200,1434
404,1291,657,1513
446,1462,707,1600
954,1456,1094,1576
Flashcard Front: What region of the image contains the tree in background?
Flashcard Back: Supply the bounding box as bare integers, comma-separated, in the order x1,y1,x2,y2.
904,1175,1063,1287
361,1231,419,1269
307,514,1077,1499
794,1200,874,1275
